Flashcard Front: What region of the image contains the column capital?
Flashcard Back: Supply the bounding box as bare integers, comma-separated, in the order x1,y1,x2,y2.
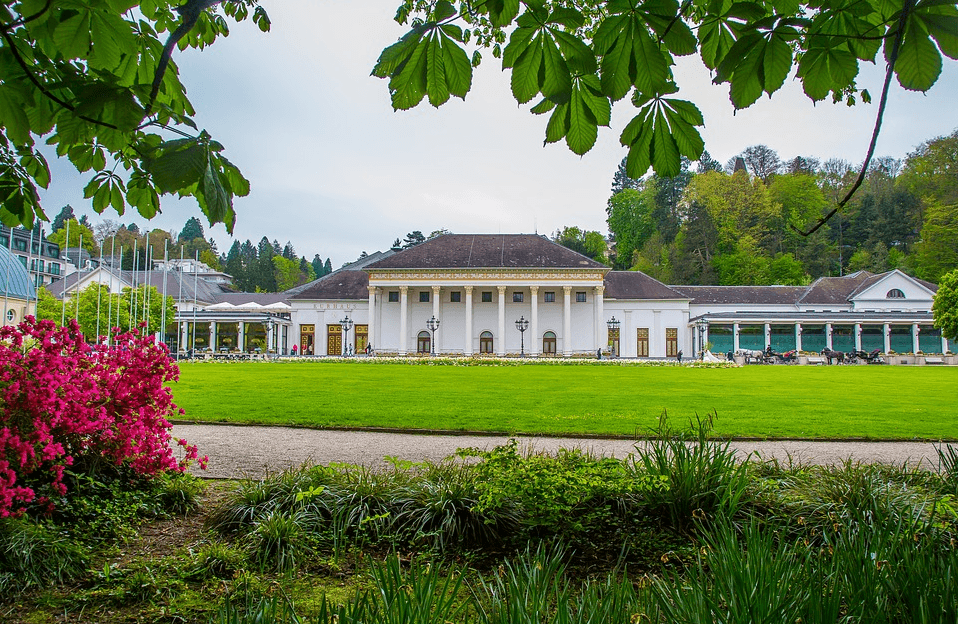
497,285,507,294
529,285,539,294
595,285,604,295
464,285,473,293
432,285,441,294
563,285,572,294
367,286,378,294
399,285,408,294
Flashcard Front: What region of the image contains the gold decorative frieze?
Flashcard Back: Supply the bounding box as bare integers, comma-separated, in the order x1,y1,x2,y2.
367,269,607,282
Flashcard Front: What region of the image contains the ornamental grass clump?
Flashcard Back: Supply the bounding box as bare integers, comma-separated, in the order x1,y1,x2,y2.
634,411,750,531
0,318,206,518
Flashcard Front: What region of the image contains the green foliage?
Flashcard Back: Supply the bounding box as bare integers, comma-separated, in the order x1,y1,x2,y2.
0,516,89,593
606,186,656,269
637,411,750,531
463,440,662,536
933,268,958,340
551,225,609,264
378,0,956,178
46,218,97,254
0,0,262,230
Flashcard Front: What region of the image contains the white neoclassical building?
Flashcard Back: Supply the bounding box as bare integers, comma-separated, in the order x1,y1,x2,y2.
285,234,947,359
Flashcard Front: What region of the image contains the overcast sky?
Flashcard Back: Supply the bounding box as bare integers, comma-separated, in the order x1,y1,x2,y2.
38,0,958,267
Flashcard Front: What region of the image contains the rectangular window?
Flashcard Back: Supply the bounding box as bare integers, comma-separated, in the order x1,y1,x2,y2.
31,243,39,254
544,291,555,303
14,239,25,251
37,260,44,272
50,263,60,275
419,291,430,303
513,292,523,303
388,291,399,302
450,291,461,302
666,328,679,357
576,292,587,303
481,291,492,303
17,255,26,267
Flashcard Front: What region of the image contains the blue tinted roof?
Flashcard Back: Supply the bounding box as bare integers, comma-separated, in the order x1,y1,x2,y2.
0,245,36,300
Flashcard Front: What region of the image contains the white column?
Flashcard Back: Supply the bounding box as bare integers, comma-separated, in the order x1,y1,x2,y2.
367,286,377,352
181,321,188,352
796,324,803,352
883,322,891,353
595,285,605,352
854,323,861,352
943,336,949,355
529,285,539,356
497,286,506,356
764,323,770,350
825,322,833,349
912,323,920,353
432,285,441,353
266,322,274,353
238,322,245,352
624,310,633,357
399,286,408,356
464,286,473,356
733,322,740,352
209,321,217,350
653,310,661,357
562,286,572,356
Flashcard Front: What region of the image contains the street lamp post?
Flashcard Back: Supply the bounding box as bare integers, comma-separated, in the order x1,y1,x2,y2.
426,315,440,356
695,318,708,359
263,315,275,359
606,316,620,357
340,315,353,357
515,316,529,357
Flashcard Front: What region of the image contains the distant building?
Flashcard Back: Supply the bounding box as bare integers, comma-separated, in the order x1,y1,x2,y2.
0,225,62,288
0,244,37,326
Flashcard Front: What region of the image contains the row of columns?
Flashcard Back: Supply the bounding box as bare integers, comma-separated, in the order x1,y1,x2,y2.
178,320,288,353
711,322,949,354
373,284,606,356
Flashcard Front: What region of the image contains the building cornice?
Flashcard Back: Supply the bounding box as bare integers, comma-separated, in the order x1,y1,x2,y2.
367,268,609,283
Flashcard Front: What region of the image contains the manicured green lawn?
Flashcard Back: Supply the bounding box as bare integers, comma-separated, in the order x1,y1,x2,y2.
169,361,958,440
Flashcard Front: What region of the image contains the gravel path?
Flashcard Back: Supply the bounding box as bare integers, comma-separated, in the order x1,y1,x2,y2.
171,424,948,479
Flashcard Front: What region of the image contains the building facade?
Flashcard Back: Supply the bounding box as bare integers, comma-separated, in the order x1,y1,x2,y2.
0,226,62,288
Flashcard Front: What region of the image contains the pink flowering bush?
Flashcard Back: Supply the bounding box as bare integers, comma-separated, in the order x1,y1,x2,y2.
0,317,206,518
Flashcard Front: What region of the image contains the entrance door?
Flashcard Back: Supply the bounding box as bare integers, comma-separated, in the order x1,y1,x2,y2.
417,331,431,354
666,327,678,357
300,324,314,355
542,331,556,355
636,328,649,357
480,331,494,354
355,324,369,353
327,324,342,356
608,328,620,356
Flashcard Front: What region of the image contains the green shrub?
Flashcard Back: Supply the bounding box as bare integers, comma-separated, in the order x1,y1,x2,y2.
0,516,88,593
634,411,750,531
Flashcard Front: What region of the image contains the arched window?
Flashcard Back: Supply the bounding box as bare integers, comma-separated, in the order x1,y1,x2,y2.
5,309,15,324
417,331,431,354
886,288,905,299
480,331,494,354
542,331,557,355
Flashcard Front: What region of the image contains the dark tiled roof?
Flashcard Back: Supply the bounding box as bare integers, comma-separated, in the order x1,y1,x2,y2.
604,271,687,300
671,284,809,305
285,250,396,296
47,268,227,303
291,270,369,300
799,271,876,305
365,234,607,270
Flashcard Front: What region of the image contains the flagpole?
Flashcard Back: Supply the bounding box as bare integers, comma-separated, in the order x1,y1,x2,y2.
61,220,69,326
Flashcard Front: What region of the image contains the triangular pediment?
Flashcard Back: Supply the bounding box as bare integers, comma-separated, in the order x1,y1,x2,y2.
850,270,936,303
